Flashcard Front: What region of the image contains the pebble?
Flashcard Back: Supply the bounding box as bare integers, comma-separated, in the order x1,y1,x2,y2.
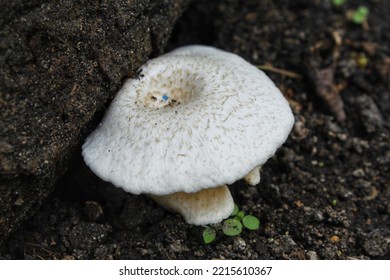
83,201,103,222
330,235,341,243
234,237,247,251
355,94,384,134
292,120,309,140
306,251,319,260
362,229,389,257
348,137,369,154
0,141,14,153
169,240,187,253
352,168,365,178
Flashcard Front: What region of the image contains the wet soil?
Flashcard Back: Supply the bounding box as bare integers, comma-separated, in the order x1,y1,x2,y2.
0,0,189,243
1,0,389,259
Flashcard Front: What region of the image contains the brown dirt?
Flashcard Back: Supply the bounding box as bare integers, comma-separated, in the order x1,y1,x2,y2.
0,0,189,244
1,0,389,259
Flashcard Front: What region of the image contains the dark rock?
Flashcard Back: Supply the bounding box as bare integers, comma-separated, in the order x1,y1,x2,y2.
0,0,189,245
233,237,247,251
324,206,351,228
83,201,104,222
355,94,384,134
94,245,113,260
361,229,390,257
306,250,319,260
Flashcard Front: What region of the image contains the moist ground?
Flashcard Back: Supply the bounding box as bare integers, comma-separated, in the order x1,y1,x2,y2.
1,0,389,259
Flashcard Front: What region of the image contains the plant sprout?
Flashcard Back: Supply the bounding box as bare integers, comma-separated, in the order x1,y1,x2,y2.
352,6,369,25
202,204,260,244
203,227,217,244
331,0,347,7
242,215,261,230
222,219,243,236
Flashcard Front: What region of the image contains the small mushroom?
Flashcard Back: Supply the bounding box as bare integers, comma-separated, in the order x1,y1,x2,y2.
82,45,294,225
244,166,262,186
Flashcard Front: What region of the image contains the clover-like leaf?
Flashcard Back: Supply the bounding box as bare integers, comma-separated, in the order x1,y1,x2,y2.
352,6,369,24
222,219,243,236
242,215,260,230
203,227,216,244
235,210,245,221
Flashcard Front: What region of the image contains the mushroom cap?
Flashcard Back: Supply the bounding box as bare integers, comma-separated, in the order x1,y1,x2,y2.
82,45,294,195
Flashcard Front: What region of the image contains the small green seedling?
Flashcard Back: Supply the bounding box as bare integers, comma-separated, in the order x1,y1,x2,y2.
352,6,369,25
222,219,243,236
242,215,261,230
202,204,260,244
331,0,347,7
203,227,217,244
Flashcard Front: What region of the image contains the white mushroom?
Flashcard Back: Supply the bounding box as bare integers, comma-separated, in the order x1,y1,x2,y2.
244,166,262,186
149,185,233,225
82,45,294,225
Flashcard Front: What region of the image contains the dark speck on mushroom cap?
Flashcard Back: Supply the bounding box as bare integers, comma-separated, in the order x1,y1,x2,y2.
82,45,294,195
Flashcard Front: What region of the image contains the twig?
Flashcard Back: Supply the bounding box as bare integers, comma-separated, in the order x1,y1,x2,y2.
24,242,57,259
257,64,302,79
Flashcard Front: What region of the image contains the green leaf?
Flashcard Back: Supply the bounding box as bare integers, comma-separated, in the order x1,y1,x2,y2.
235,210,245,221
331,0,347,6
357,6,369,16
352,6,369,24
242,215,260,230
203,227,216,244
222,219,243,236
231,204,239,216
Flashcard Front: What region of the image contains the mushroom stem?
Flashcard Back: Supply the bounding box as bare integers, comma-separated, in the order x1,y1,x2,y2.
244,165,262,186
148,185,234,225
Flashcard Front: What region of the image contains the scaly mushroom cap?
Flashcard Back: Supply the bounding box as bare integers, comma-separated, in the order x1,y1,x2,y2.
82,45,294,196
